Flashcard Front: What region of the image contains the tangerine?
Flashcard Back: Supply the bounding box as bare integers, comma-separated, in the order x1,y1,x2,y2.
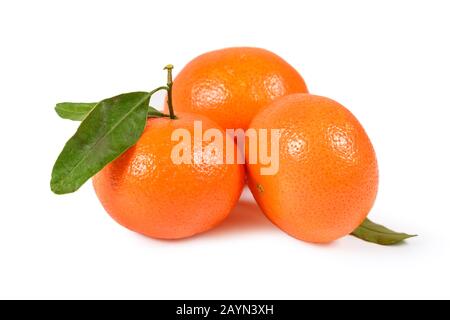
93,113,245,239
167,47,308,130
246,94,379,243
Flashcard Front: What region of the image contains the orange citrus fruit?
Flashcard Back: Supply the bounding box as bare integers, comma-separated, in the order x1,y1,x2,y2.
246,94,379,243
166,47,308,130
93,113,245,239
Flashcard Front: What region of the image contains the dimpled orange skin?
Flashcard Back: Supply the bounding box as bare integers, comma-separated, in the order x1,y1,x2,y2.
246,94,379,243
93,113,245,240
166,47,308,130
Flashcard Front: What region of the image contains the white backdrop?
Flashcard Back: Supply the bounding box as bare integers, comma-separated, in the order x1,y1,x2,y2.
0,0,449,299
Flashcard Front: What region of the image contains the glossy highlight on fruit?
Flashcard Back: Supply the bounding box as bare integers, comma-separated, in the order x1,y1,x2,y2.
93,113,245,240
246,94,379,243
167,47,308,130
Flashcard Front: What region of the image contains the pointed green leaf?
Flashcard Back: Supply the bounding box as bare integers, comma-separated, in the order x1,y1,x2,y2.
55,102,97,121
148,106,168,118
51,92,150,194
56,103,169,121
351,218,417,245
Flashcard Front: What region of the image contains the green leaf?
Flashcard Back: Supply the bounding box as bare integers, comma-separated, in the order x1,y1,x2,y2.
55,102,97,121
56,103,168,121
351,218,417,245
51,92,150,194
148,106,168,118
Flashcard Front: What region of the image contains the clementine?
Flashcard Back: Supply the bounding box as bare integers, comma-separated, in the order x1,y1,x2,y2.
246,94,379,243
93,113,245,239
167,47,308,130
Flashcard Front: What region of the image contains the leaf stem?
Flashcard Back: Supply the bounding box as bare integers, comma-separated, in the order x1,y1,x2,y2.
146,86,172,118
164,64,176,119
149,86,169,96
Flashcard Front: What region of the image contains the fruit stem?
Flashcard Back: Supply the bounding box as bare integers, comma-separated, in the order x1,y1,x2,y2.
164,64,176,120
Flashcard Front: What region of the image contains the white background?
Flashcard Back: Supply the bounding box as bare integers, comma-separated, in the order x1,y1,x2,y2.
0,0,449,300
